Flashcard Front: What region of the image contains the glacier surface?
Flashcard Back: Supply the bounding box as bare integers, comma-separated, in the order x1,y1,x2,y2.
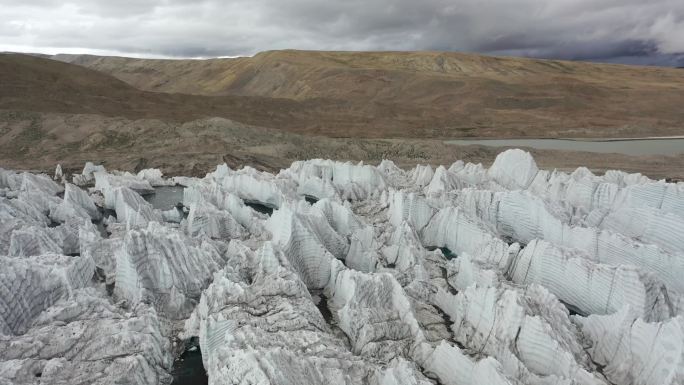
1,150,683,385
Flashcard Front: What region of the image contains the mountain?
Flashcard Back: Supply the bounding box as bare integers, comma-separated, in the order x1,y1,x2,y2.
2,51,684,179
53,49,684,138
0,53,325,126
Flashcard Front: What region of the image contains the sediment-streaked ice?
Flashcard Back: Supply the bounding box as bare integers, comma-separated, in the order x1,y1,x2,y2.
1,149,682,385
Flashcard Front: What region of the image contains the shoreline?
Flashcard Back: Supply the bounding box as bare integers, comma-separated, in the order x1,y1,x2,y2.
446,135,684,142
443,136,684,157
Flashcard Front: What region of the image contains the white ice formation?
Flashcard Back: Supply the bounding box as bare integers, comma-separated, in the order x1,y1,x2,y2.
1,149,683,385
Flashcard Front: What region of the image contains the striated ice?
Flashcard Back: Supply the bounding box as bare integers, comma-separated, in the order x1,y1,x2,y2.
327,267,427,362
424,341,515,385
575,306,684,385
0,288,172,385
114,222,227,319
0,197,49,227
421,206,515,268
94,170,154,195
453,161,490,186
50,183,100,223
183,180,267,235
79,224,120,282
297,175,339,201
8,226,63,257
20,172,63,196
410,164,434,187
266,201,349,289
0,168,23,190
72,162,106,186
53,164,63,182
137,168,171,186
186,201,246,239
487,149,538,190
435,285,605,384
2,151,684,385
187,241,433,385
346,226,380,272
0,254,94,335
104,186,161,228
600,206,684,254
377,159,411,187
456,188,684,304
509,239,673,320
314,198,366,237
1,189,90,256
446,253,500,290
389,190,435,232
217,166,291,209
382,221,426,272
288,159,387,200
12,189,61,218
161,206,183,223
426,165,465,195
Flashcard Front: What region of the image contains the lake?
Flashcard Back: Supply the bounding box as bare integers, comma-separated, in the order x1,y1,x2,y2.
445,138,684,156
143,185,185,210
171,338,207,385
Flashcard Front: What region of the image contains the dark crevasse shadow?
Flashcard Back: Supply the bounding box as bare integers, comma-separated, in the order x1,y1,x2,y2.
172,337,208,385
243,200,275,216
425,246,458,260
559,300,585,317
315,293,333,324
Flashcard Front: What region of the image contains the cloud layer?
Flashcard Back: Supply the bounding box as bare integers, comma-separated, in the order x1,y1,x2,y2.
1,0,683,65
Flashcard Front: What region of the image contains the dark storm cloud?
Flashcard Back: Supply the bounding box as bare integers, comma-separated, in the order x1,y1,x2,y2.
483,39,659,61
1,0,682,65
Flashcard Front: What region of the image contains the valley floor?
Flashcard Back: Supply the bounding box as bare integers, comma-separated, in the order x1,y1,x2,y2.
1,111,683,181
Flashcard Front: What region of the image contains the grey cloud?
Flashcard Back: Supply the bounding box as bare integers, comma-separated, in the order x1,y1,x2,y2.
0,0,682,65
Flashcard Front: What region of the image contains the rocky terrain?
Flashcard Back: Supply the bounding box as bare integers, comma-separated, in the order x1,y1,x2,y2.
54,50,684,139
1,149,683,385
2,52,684,180
3,110,684,181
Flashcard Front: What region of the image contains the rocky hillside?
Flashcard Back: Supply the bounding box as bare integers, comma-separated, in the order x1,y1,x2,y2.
3,52,684,179
54,49,684,138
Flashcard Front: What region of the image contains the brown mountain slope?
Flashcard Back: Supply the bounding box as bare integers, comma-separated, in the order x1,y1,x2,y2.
0,53,383,134
0,53,302,122
53,50,684,138
2,53,684,180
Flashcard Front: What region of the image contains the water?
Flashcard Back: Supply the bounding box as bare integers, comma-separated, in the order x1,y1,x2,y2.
426,246,457,260
171,339,208,385
315,294,333,324
445,138,684,156
143,186,185,210
244,200,275,216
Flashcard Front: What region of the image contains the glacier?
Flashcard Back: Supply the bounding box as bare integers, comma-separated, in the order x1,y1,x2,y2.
1,149,683,385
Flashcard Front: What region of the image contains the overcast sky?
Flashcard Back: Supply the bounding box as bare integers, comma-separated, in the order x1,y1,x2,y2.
1,0,683,66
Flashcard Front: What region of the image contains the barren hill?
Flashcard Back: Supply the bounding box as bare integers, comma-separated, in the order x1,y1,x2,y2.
54,49,684,138
3,53,422,138
0,53,320,126
2,51,684,180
